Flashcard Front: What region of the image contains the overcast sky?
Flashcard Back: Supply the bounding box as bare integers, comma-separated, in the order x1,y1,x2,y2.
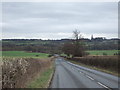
2,2,118,39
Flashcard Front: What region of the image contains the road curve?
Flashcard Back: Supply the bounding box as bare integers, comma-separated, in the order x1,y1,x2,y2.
51,57,119,89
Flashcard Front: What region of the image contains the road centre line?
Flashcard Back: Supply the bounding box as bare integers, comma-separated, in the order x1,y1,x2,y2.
79,72,82,73
65,60,114,90
85,75,94,80
97,82,112,90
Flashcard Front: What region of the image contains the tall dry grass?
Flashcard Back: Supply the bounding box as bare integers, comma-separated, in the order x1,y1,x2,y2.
2,57,54,88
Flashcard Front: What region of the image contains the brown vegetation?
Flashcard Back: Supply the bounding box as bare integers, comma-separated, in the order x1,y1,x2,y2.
67,56,119,74
2,57,54,88
62,30,86,57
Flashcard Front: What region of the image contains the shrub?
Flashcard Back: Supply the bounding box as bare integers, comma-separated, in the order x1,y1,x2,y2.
48,54,53,57
103,52,107,55
36,55,39,57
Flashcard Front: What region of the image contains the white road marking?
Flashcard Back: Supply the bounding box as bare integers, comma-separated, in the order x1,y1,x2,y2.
79,72,82,73
97,82,111,90
86,75,94,80
72,68,74,70
76,68,80,71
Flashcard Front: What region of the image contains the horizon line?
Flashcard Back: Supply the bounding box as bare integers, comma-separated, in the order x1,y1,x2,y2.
1,37,119,40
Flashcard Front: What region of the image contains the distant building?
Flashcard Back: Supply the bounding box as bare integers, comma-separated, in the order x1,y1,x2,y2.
91,35,94,40
91,35,106,41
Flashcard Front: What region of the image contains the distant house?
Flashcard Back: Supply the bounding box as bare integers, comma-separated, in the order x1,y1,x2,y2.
91,35,106,41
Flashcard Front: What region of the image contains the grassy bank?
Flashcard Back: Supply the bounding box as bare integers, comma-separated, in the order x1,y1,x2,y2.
66,56,119,76
27,67,54,88
2,51,49,58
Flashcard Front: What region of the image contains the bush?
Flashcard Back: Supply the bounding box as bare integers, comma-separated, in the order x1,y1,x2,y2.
36,55,39,57
48,54,53,57
103,52,107,55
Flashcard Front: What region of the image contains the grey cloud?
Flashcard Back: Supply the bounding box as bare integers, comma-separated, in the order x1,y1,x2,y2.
2,2,118,39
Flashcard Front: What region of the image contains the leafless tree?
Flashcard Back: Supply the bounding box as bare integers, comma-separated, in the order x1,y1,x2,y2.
72,29,85,57
62,29,85,57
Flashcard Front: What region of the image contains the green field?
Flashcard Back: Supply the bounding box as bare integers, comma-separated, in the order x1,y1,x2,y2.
2,51,49,58
87,50,119,55
2,50,119,57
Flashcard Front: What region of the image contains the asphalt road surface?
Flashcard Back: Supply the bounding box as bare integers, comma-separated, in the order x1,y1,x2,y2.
51,57,119,89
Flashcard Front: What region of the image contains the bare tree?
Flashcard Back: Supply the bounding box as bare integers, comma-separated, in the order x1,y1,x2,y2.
73,29,83,40
62,29,85,57
72,29,85,57
62,42,74,57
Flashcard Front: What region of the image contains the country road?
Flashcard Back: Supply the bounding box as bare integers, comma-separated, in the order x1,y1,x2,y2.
51,57,119,89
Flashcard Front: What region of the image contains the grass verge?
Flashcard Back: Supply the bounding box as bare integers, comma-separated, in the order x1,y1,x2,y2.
27,67,54,88
66,59,119,77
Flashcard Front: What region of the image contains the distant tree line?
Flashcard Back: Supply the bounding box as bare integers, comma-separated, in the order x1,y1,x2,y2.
2,36,119,54
2,40,62,54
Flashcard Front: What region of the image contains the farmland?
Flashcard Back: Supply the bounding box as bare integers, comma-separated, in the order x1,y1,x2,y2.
2,50,119,58
2,38,119,54
1,39,119,88
2,51,49,58
86,50,119,55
